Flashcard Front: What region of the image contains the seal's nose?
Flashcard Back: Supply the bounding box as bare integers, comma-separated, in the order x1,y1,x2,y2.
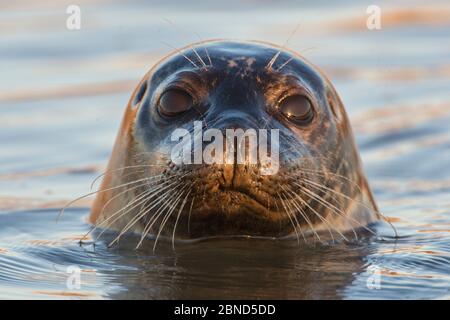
219,129,258,189
220,163,256,190
212,116,256,188
221,163,235,188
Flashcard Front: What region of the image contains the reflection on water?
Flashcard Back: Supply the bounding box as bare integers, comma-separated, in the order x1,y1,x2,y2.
1,0,450,299
1,208,449,299
0,209,374,299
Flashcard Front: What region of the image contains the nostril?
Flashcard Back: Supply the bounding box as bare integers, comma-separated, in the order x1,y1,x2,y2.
221,163,235,188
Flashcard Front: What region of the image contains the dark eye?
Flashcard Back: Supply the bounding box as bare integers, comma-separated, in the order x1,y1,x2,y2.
158,89,193,117
279,95,314,125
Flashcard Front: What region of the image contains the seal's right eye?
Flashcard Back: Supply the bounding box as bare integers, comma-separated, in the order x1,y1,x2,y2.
158,89,193,117
279,94,314,126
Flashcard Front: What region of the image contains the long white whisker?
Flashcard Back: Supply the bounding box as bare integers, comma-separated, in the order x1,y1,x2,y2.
297,184,359,241
135,184,189,249
277,192,301,245
280,185,322,243
187,195,195,235
97,175,164,221
93,176,181,241
266,22,301,69
104,173,190,246
172,189,192,250
133,185,185,248
58,175,163,222
161,41,200,69
291,184,348,243
90,166,165,191
300,179,379,236
152,184,190,251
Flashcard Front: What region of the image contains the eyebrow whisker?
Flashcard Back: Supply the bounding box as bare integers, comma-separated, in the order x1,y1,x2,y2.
266,22,301,70
161,41,200,69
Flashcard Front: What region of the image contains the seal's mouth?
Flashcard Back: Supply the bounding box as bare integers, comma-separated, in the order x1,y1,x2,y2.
170,188,291,239
216,188,273,210
144,164,305,239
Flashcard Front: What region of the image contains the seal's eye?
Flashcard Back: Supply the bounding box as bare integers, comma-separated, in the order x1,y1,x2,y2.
158,89,193,117
279,95,314,125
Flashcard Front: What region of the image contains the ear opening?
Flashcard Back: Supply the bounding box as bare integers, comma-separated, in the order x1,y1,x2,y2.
132,81,148,108
327,90,343,123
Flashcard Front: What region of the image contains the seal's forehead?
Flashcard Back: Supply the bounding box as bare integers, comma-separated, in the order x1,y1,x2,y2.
150,42,273,75
150,41,326,90
206,42,277,64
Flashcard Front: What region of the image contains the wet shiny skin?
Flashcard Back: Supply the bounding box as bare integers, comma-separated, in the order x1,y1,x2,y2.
1,0,450,299
91,40,378,240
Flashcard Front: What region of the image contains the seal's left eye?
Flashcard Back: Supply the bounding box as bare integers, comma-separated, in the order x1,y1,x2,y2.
158,89,193,117
279,94,314,125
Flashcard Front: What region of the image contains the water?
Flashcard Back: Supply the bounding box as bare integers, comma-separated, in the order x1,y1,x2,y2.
1,0,450,299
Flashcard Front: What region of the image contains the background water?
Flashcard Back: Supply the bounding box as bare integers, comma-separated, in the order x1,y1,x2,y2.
1,0,450,299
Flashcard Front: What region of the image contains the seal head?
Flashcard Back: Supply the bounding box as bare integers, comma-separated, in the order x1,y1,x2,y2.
90,41,379,243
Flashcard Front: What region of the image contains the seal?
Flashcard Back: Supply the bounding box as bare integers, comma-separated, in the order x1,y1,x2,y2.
89,40,381,247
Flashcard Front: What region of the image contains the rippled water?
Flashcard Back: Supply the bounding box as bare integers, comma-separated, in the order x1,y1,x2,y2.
1,0,450,299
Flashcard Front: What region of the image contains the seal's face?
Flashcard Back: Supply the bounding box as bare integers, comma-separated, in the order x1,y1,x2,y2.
91,41,379,244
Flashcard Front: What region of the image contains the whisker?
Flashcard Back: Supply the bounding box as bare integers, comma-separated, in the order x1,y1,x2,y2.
266,51,281,70
135,183,189,249
161,41,200,69
266,22,301,69
277,191,301,245
172,189,192,250
107,189,169,246
162,18,208,69
276,57,294,72
96,185,164,241
295,183,359,241
276,47,317,72
135,184,188,246
103,173,190,245
152,184,189,251
300,168,363,192
58,175,163,222
300,178,384,236
279,191,307,243
187,195,195,235
193,31,213,67
190,46,208,69
279,184,322,243
288,184,345,243
108,185,177,248
90,165,165,191
91,176,178,241
96,178,162,227
202,43,213,67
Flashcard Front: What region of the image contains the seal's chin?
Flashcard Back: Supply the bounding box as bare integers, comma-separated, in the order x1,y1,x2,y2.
174,190,291,239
